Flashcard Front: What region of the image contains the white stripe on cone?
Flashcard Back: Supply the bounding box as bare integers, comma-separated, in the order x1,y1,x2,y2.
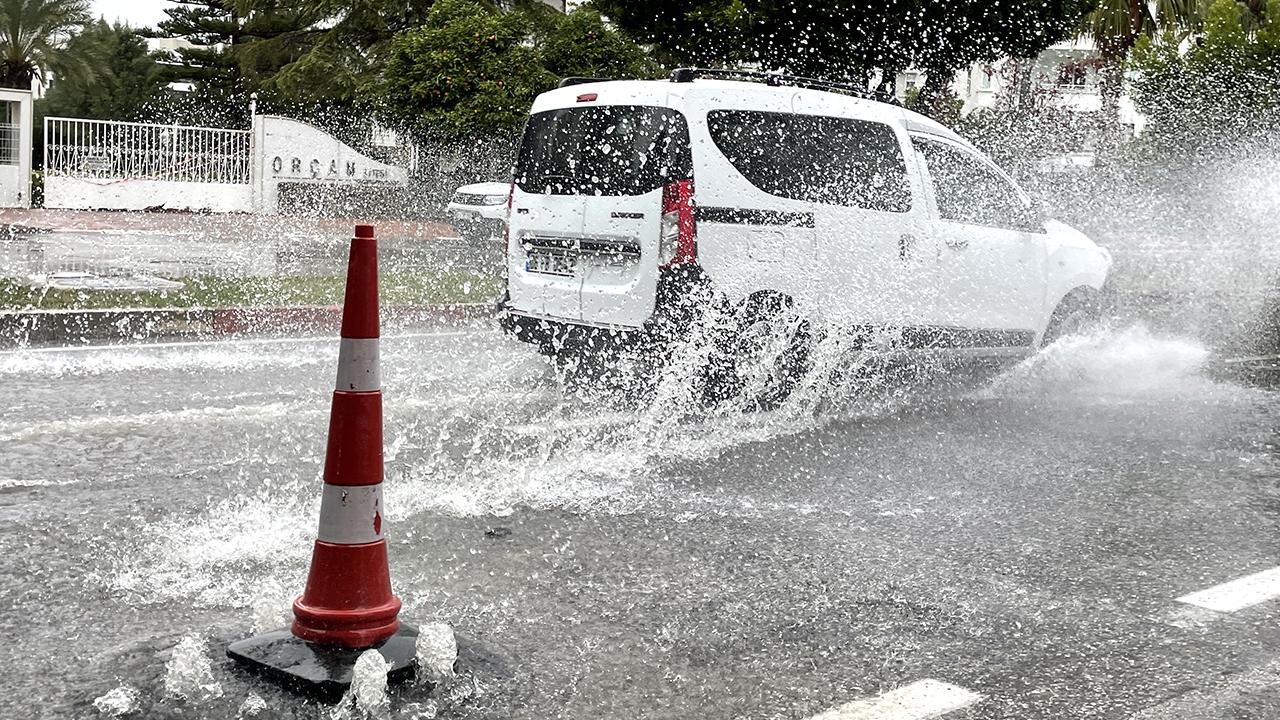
335,338,381,392
316,483,385,545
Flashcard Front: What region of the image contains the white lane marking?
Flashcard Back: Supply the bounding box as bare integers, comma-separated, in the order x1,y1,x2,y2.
0,330,479,355
1176,566,1280,613
809,680,983,720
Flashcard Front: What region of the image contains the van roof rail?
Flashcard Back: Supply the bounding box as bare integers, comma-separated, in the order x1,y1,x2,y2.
669,67,896,103
558,77,612,88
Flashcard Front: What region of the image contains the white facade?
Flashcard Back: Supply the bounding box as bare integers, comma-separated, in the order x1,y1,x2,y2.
0,89,32,208
951,39,1146,134
894,39,1147,135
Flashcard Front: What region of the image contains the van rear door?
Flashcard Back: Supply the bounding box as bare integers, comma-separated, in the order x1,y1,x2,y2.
509,103,690,327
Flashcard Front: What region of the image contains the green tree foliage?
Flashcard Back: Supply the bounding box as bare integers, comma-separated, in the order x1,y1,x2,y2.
540,7,657,80
146,0,313,125
1129,0,1280,150
145,0,249,124
0,0,90,89
1079,0,1202,117
380,0,551,139
230,0,435,104
38,20,164,120
582,0,749,68
590,0,1090,87
379,0,655,140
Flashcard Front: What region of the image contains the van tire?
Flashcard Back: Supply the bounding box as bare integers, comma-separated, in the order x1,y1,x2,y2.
723,293,813,410
1041,287,1103,347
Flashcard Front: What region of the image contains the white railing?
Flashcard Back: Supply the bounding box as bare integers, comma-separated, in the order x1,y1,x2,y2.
44,117,252,185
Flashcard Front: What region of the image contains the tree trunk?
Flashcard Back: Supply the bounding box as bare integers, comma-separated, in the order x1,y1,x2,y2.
915,65,955,120
0,61,33,90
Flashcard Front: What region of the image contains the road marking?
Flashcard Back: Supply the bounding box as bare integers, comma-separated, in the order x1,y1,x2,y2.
0,330,479,355
1176,566,1280,613
809,680,983,720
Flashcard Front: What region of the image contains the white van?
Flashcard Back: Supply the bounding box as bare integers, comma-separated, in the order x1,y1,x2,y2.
499,69,1111,395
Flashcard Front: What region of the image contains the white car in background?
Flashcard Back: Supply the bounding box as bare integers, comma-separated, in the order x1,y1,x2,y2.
447,181,510,243
500,69,1112,404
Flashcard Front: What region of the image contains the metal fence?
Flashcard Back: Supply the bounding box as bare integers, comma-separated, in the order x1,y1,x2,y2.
44,117,252,184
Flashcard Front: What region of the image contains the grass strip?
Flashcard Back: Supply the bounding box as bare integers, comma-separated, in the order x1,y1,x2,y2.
0,272,503,311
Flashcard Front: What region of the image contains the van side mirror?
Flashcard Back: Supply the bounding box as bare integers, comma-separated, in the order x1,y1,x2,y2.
1020,197,1049,233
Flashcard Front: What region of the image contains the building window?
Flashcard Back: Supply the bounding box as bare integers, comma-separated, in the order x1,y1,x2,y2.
978,66,995,91
0,101,20,165
1056,64,1088,89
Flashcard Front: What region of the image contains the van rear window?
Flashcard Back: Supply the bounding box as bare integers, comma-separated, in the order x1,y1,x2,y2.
707,110,911,212
516,106,691,196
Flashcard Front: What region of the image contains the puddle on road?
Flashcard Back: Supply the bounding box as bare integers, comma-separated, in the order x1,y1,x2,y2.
6,318,1269,720
91,320,1262,616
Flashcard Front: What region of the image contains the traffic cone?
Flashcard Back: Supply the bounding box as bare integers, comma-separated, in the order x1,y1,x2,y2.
228,224,418,698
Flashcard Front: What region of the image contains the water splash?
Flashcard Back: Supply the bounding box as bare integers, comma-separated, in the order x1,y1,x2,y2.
249,576,293,634
979,324,1213,400
92,685,139,717
415,623,458,688
238,693,268,718
109,484,313,607
330,650,391,720
397,700,440,719
162,634,223,701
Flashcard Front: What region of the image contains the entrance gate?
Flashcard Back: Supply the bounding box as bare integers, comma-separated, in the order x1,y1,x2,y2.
42,111,407,214
44,117,253,212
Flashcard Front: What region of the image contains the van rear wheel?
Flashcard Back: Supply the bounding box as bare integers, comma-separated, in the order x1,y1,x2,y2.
722,293,813,410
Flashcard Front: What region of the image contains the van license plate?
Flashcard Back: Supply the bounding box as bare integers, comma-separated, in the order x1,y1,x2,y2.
526,250,576,276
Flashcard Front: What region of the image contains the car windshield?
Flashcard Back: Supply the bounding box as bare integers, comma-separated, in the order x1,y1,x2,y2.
515,105,691,196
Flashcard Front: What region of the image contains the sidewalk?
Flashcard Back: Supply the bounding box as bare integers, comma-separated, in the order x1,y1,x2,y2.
0,208,460,243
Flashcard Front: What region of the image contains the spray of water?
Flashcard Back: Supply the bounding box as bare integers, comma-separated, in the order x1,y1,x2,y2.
92,685,140,718
979,323,1213,401
330,650,392,720
237,693,268,718
162,634,223,702
94,310,1251,611
415,623,458,689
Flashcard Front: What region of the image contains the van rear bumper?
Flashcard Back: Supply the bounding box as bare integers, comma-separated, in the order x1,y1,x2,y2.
498,267,710,356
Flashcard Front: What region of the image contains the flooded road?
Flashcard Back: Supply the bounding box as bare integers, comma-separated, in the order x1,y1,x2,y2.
1,322,1278,719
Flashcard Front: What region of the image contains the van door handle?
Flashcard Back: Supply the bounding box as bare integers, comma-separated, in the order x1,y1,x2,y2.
945,237,970,250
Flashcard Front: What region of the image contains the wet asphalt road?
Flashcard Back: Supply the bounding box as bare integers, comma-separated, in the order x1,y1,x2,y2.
1,320,1279,720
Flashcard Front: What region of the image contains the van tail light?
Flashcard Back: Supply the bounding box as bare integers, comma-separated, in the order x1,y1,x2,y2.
660,180,697,267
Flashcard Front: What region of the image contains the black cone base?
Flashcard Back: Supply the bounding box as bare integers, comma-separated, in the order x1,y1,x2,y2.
227,624,418,701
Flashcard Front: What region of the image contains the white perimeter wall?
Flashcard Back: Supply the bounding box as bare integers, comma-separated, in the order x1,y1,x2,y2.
253,115,408,215
44,176,254,213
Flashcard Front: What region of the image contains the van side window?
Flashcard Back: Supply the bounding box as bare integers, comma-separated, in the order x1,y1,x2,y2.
706,110,911,213
912,137,1030,231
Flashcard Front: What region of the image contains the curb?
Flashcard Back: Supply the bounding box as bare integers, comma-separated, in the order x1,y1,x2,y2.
0,303,496,348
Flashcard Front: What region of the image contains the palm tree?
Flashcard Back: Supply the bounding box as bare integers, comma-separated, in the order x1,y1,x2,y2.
0,0,91,90
1080,0,1201,117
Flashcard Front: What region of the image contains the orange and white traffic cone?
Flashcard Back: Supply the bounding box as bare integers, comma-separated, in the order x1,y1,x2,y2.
228,224,419,698
292,222,400,648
